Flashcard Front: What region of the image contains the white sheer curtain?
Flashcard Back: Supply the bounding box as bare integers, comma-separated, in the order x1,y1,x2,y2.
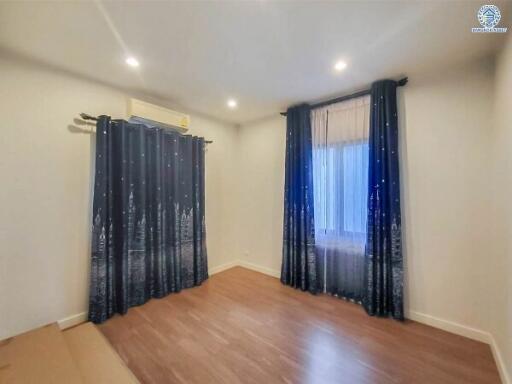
311,96,370,300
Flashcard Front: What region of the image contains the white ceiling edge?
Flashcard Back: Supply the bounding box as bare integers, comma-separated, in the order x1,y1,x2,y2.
1,44,503,130
0,1,508,125
0,47,239,129
240,50,502,127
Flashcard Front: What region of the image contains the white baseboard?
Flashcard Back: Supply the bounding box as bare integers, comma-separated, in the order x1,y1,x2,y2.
489,334,511,384
237,260,280,278
406,310,491,344
209,260,281,278
404,310,510,384
209,260,239,275
57,311,88,330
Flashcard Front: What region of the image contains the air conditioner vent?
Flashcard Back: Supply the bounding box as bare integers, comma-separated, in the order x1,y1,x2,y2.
128,98,190,133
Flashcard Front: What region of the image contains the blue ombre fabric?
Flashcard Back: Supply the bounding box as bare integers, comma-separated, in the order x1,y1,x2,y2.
363,80,404,320
281,104,319,294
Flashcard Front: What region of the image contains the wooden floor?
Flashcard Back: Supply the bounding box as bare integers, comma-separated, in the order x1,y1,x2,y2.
99,267,501,384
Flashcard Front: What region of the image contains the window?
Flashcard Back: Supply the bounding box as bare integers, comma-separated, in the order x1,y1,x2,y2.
314,141,368,236
311,96,370,298
311,95,370,244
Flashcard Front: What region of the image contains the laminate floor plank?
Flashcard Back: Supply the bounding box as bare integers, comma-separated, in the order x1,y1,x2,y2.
99,267,501,384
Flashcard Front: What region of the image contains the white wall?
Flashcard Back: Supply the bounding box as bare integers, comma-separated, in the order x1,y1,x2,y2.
489,33,512,383
236,58,497,338
0,56,239,339
237,117,286,274
400,59,495,333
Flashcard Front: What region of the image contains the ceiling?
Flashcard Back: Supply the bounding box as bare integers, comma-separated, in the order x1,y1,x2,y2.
0,1,509,125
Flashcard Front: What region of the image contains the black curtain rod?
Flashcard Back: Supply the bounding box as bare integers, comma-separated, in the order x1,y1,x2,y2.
79,113,213,144
80,113,99,121
280,77,408,116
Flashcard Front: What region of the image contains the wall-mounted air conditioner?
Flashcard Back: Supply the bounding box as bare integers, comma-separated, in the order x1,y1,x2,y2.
128,98,190,133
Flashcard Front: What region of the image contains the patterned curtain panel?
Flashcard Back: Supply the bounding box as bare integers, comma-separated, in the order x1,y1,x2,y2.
281,104,319,293
89,116,208,324
363,80,404,320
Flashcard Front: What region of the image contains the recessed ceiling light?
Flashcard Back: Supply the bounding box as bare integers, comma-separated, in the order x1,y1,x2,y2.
334,60,347,72
125,57,140,67
227,99,238,109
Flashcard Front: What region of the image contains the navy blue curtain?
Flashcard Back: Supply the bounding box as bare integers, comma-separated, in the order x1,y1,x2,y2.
88,116,208,323
363,80,404,320
281,105,319,293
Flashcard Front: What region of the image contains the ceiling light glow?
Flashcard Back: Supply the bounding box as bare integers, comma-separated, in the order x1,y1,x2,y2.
334,60,347,71
227,99,238,108
125,57,140,67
